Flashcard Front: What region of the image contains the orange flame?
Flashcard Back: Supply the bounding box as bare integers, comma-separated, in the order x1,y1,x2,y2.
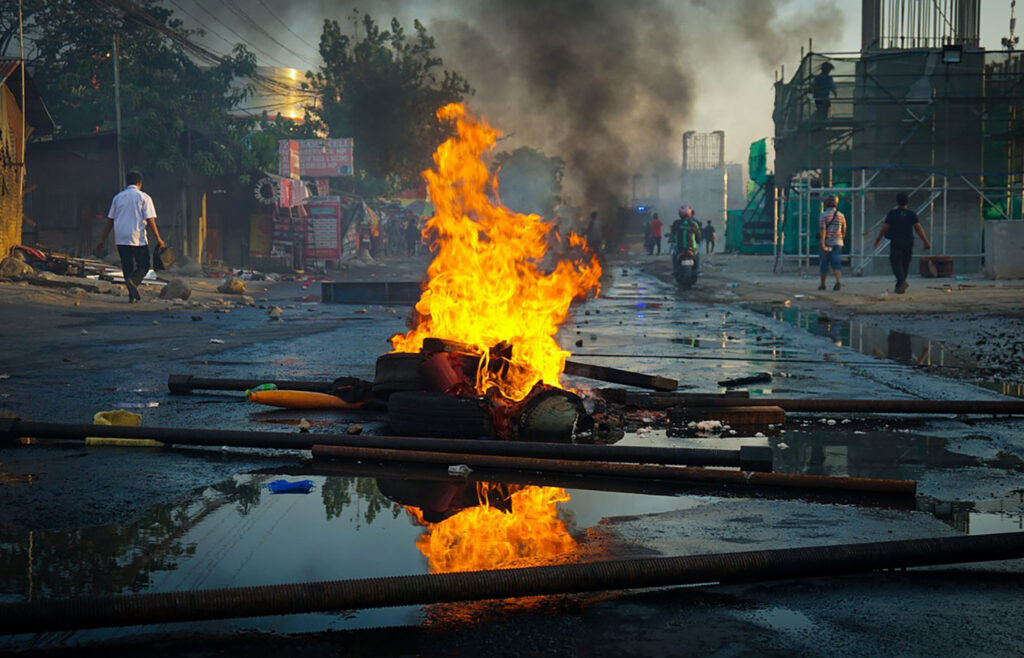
390,103,601,401
408,484,576,573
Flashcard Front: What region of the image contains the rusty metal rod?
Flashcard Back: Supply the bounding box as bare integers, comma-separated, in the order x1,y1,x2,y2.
2,532,1021,634
307,461,917,510
168,374,334,394
312,445,915,495
0,418,764,469
643,396,1024,415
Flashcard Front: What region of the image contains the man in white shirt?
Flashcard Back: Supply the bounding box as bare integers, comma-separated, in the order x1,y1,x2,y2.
95,171,165,303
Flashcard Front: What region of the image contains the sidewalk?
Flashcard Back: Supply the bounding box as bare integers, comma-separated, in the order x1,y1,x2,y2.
638,252,1024,317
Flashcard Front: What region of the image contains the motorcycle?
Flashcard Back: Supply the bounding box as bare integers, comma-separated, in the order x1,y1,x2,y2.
673,247,699,289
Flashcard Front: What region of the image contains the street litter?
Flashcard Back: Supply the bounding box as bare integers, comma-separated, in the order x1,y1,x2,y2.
696,420,724,432
266,479,315,494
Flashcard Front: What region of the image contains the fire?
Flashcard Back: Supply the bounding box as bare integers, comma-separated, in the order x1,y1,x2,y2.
390,103,601,401
408,484,576,573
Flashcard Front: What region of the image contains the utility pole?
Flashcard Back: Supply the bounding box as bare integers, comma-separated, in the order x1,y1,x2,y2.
112,34,125,189
18,0,26,200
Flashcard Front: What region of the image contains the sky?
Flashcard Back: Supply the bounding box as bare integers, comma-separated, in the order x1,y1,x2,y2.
166,0,1020,200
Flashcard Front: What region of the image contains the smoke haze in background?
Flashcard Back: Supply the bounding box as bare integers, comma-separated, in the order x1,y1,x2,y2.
172,0,840,216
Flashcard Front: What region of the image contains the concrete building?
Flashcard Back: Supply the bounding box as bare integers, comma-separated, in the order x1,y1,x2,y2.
773,0,1024,276
680,131,726,252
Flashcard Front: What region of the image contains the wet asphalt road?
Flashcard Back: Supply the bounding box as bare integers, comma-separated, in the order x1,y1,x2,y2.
2,263,1024,656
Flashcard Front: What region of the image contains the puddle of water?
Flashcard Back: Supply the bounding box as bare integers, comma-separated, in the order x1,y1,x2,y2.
0,469,706,649
774,427,983,481
754,304,1023,398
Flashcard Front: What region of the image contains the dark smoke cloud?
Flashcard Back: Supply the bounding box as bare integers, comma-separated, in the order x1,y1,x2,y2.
175,0,839,223
429,0,840,224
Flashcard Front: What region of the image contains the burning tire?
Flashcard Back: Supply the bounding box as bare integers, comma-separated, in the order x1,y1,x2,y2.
387,391,494,439
373,353,425,396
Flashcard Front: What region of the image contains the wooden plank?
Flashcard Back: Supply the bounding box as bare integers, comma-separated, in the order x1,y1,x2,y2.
563,360,678,391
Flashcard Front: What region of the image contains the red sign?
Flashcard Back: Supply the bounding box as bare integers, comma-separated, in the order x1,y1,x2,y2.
278,140,300,179
297,139,354,177
304,196,343,260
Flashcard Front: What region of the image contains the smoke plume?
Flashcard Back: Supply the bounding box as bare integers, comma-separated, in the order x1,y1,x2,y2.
175,0,840,225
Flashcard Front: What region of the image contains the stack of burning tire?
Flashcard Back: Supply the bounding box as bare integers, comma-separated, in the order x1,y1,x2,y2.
374,338,586,442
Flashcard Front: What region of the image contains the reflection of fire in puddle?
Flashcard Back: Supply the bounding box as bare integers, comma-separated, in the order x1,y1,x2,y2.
406,484,576,573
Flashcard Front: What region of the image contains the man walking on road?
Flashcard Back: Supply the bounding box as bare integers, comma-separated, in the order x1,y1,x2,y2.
95,171,165,303
874,192,931,294
648,213,663,255
702,220,716,254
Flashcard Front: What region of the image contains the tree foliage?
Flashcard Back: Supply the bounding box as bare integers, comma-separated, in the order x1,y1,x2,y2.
13,0,270,181
493,147,565,218
303,13,472,194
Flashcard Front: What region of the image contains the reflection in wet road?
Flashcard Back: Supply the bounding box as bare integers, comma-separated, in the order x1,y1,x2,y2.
2,268,1024,650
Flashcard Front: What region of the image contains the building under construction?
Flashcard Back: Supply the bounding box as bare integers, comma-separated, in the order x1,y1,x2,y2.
770,0,1024,277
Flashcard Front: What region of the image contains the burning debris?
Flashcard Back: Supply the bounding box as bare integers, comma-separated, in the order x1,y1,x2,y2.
389,103,601,401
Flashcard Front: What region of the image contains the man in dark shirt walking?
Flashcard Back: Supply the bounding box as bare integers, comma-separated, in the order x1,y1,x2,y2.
874,192,931,294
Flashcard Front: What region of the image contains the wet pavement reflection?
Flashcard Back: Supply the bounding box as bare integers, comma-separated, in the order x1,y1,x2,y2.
2,270,1024,650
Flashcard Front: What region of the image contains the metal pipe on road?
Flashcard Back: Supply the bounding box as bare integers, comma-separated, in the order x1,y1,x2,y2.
643,396,1024,415
309,460,917,509
0,418,767,470
168,374,334,394
2,531,1020,634
311,445,915,495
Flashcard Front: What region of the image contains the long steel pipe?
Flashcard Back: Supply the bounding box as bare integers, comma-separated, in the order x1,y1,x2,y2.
311,445,915,495
0,418,764,470
168,374,335,394
644,396,1024,415
2,532,1021,634
309,461,917,509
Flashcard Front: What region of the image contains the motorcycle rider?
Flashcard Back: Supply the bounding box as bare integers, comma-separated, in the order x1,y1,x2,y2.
670,205,702,280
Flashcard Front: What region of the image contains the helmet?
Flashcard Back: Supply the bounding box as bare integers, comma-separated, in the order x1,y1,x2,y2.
678,205,693,219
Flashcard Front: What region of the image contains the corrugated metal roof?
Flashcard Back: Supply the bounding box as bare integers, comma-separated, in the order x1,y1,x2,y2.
0,58,56,134
0,60,20,85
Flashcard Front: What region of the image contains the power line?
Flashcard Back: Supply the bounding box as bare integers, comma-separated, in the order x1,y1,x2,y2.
254,0,318,55
220,0,317,68
97,0,308,99
165,0,238,52
175,0,295,68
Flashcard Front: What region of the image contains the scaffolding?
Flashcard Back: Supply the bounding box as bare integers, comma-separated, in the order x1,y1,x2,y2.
772,43,1024,275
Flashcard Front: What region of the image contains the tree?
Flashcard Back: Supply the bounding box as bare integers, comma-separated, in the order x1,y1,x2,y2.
19,0,271,182
304,13,472,195
493,147,565,218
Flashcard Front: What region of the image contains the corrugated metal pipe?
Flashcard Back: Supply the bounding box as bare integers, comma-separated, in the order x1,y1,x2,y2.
1,532,1021,634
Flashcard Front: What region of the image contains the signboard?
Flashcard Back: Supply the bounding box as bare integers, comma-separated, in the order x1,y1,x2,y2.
297,138,354,177
248,214,272,258
278,140,300,179
304,196,343,260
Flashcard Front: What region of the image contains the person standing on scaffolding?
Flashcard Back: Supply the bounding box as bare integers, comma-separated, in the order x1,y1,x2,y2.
812,62,838,121
818,194,846,291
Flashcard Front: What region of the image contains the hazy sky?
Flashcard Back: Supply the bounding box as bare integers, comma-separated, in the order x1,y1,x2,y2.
170,0,1020,193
